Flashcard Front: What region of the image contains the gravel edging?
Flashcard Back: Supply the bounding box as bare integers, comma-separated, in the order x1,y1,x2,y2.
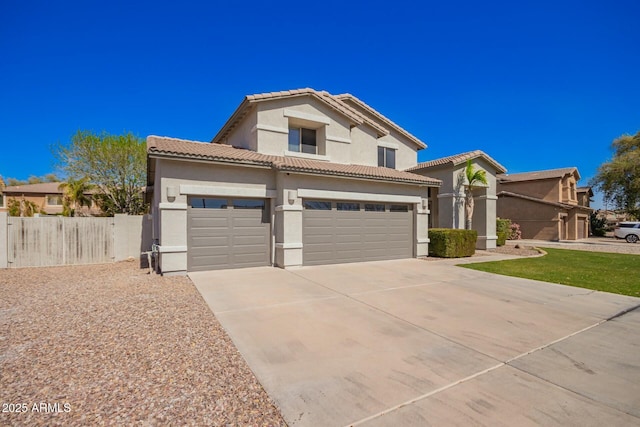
0,261,286,427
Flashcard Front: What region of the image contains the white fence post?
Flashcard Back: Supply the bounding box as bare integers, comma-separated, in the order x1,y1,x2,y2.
0,212,7,268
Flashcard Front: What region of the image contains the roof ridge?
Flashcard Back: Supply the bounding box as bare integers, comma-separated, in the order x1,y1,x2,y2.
334,93,426,149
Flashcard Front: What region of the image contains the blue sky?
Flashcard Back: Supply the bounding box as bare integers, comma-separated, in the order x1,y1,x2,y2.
1,1,638,208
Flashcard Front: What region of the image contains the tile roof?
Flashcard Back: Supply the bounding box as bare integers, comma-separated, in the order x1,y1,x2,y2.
211,88,427,147
3,182,65,194
335,94,426,149
406,150,507,173
498,191,592,211
498,167,579,183
147,136,440,186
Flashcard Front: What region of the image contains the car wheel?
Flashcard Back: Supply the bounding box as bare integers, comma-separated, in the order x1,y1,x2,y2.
626,234,639,243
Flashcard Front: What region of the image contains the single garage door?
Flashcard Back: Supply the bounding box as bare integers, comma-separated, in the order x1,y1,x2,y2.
187,197,270,272
303,200,413,266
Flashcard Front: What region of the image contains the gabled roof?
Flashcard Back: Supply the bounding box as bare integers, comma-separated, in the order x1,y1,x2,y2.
577,186,594,196
498,167,580,183
335,94,427,149
3,182,65,194
498,191,592,211
211,88,427,148
406,150,507,173
148,136,440,186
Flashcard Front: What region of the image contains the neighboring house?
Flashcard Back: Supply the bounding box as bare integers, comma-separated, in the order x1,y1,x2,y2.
0,182,100,216
577,186,593,208
408,150,507,250
147,88,441,275
497,167,593,240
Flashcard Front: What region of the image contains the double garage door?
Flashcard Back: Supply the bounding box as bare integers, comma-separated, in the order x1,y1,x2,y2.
187,197,414,271
302,200,413,266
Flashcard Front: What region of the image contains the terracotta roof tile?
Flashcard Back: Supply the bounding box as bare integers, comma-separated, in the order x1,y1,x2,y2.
147,136,276,166
3,182,65,194
147,136,440,186
335,93,426,149
498,191,592,211
212,88,426,144
407,150,507,173
498,167,579,183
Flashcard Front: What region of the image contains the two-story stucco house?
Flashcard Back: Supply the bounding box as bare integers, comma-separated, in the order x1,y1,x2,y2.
496,167,593,240
147,89,441,275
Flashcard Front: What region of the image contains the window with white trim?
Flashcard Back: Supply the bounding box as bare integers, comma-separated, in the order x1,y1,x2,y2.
378,146,396,169
288,127,317,154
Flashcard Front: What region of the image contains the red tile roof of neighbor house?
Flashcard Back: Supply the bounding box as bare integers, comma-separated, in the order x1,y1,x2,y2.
211,88,426,149
498,167,580,182
147,136,441,186
407,150,507,173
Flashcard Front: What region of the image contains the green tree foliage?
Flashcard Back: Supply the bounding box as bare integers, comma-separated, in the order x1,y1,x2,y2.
591,132,640,220
54,131,147,215
589,212,607,237
59,177,95,217
462,160,488,230
6,173,61,187
7,198,40,217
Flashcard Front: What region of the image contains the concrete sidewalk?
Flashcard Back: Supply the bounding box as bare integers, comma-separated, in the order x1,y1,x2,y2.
190,259,640,426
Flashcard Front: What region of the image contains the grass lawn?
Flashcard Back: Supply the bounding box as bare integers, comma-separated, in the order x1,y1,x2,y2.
461,247,640,297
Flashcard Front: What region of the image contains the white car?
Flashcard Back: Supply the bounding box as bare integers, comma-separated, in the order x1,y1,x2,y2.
614,221,640,243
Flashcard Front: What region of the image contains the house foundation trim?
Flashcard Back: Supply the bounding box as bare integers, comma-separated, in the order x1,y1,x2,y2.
275,205,303,212
275,243,303,249
297,189,422,204
179,184,277,199
159,203,188,210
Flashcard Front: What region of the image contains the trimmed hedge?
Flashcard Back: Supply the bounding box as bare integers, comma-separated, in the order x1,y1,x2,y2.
428,228,477,258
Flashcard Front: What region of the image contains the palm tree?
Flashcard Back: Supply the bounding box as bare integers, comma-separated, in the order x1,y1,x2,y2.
463,160,488,230
59,178,95,217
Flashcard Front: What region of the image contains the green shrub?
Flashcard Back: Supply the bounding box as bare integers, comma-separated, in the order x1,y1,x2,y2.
428,228,477,258
590,212,606,237
496,218,511,246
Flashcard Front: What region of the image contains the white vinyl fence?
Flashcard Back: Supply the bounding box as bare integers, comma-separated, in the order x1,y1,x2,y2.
0,213,152,269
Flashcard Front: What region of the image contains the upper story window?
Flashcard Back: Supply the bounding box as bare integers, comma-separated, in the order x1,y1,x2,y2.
288,127,317,154
46,195,63,206
378,146,396,169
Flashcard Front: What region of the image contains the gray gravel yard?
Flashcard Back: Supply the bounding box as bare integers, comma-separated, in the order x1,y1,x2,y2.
0,261,286,427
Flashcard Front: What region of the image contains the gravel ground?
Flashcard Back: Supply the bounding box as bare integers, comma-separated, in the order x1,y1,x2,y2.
0,261,286,427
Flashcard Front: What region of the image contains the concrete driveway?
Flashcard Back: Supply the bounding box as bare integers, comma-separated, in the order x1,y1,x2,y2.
190,259,640,426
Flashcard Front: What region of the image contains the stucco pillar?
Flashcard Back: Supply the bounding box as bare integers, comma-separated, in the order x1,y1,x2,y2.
274,174,303,268
416,198,430,257
474,193,498,250
158,202,188,275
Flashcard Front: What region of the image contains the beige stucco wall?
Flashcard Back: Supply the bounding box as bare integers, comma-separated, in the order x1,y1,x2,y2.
151,156,432,274
226,108,257,151
497,195,563,240
153,158,276,275
498,178,560,203
223,96,420,170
